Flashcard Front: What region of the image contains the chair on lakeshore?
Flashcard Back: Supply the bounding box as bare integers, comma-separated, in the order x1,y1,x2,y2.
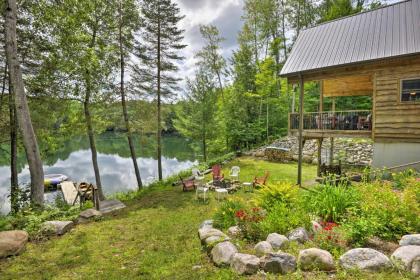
179,176,196,192
253,171,269,188
192,168,205,185
229,166,240,182
212,164,224,182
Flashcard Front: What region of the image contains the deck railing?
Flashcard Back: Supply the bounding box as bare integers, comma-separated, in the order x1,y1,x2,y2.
289,110,372,131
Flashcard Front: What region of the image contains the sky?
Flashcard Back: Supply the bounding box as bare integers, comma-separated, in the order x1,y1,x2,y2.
173,0,244,95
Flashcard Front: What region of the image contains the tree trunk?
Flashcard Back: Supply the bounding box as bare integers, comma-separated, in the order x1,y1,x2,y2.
157,17,163,180
0,64,7,109
84,83,104,200
5,0,44,207
8,76,18,213
119,2,142,189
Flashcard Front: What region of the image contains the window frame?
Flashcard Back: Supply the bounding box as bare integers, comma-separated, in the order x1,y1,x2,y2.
399,77,420,104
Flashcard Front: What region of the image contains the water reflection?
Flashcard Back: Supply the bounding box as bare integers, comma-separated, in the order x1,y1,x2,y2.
0,135,198,214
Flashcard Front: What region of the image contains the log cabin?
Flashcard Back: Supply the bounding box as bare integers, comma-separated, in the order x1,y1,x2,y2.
280,0,420,184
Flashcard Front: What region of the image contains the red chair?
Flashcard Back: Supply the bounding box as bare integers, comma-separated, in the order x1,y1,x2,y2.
179,176,196,192
212,165,224,181
253,171,269,188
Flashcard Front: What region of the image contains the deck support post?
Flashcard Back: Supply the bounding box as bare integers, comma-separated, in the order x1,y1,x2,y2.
317,138,323,177
330,97,336,165
297,74,304,186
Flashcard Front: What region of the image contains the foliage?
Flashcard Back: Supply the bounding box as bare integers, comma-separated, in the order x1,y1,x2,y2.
254,182,299,210
235,207,266,241
258,201,310,237
212,199,245,229
342,181,420,245
303,179,360,223
312,222,348,258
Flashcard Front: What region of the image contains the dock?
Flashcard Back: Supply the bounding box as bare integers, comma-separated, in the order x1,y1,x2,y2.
60,181,78,205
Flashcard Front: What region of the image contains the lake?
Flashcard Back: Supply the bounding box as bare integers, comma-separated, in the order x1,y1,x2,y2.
0,133,199,213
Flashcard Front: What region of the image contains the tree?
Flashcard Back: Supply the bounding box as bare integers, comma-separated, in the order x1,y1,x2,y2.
132,0,186,180
4,0,44,207
117,0,143,188
174,69,217,162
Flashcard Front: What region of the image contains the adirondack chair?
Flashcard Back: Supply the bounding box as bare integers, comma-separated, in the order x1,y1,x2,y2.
179,176,196,192
229,166,240,182
253,171,269,188
212,164,224,181
192,168,205,183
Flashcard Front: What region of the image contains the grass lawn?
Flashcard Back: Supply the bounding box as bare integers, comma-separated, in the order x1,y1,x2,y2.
0,158,411,279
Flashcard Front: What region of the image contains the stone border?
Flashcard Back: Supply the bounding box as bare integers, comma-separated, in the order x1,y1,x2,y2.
198,220,420,276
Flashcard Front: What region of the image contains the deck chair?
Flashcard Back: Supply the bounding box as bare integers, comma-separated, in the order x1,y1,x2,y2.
179,176,196,192
229,166,240,182
253,171,269,188
212,165,224,181
73,182,100,210
192,168,205,182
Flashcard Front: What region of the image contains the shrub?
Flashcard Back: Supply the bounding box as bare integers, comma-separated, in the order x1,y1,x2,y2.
303,181,360,223
342,181,420,245
254,182,299,210
258,201,310,237
392,169,418,190
312,222,347,258
213,199,245,229
235,207,266,241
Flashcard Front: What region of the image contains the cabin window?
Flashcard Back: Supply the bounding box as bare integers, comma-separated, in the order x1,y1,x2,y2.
401,79,420,102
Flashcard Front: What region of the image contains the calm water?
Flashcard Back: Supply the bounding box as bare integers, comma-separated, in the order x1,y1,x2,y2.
0,134,199,213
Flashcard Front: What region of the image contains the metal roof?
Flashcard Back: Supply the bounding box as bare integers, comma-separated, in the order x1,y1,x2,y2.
280,0,420,76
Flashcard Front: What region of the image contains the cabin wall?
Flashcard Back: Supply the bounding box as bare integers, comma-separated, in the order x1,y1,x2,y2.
373,63,420,143
372,142,420,171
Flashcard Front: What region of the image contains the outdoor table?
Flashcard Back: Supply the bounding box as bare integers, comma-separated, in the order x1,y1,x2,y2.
215,188,228,200
196,186,209,202
242,182,253,192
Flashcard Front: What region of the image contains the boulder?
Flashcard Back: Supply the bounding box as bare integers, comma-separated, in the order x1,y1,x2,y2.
41,221,74,236
204,235,230,250
298,248,335,271
266,233,289,250
78,208,102,223
0,230,29,258
211,241,238,267
198,227,228,241
260,252,297,274
339,248,392,272
399,234,420,246
199,220,213,230
412,256,420,276
391,245,420,275
311,221,322,234
227,226,241,237
254,241,273,257
231,253,260,275
288,227,309,244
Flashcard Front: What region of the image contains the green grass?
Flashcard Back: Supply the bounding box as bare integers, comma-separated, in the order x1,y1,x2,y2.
0,158,411,279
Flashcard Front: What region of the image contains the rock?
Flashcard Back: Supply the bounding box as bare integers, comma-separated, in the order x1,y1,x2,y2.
211,241,238,267
260,252,297,274
198,227,228,241
391,245,420,275
311,221,322,234
298,248,335,271
288,227,309,243
303,155,313,164
204,235,230,250
78,208,102,223
199,220,213,230
266,233,289,250
399,234,420,246
366,237,399,253
339,248,392,272
98,199,126,214
412,256,420,276
227,226,240,237
192,265,202,270
0,230,29,258
254,241,273,257
41,221,74,236
231,253,260,275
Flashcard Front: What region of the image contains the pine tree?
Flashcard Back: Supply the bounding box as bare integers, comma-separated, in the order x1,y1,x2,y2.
132,0,186,181
117,0,143,189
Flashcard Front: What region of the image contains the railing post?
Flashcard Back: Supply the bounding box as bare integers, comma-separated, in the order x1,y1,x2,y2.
298,74,304,186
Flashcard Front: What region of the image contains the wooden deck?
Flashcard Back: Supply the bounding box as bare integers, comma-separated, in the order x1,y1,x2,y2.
289,129,372,139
